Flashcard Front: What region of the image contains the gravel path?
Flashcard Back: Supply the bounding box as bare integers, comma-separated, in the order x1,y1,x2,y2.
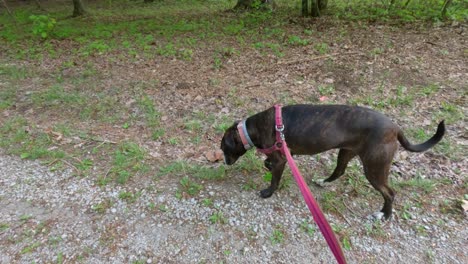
1,151,467,264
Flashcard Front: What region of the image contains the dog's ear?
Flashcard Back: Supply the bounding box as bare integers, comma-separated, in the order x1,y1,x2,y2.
225,129,236,149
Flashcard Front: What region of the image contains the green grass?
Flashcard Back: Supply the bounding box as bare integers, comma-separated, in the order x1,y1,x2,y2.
0,116,66,160
111,142,148,184
270,227,285,245
118,190,142,203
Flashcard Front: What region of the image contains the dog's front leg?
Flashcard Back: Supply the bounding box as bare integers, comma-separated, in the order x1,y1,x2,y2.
260,153,286,198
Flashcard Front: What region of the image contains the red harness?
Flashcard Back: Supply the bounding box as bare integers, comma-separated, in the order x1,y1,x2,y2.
240,105,347,264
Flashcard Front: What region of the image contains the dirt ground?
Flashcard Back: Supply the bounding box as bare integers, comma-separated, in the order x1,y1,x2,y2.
0,11,467,264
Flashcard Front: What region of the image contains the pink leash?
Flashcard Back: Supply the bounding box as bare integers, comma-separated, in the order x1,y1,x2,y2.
261,105,347,264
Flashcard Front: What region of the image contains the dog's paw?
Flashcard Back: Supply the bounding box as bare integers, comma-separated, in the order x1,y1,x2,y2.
367,212,385,222
260,188,274,198
314,179,331,187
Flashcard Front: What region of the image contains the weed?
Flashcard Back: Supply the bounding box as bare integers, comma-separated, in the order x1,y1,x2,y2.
151,129,165,140
76,158,93,172
317,85,335,96
0,87,16,110
320,190,344,214
314,43,329,54
29,15,56,39
118,190,142,203
419,84,440,96
92,199,113,214
299,220,316,236
111,141,147,184
364,221,386,238
438,101,464,123
262,171,272,182
400,203,412,220
270,228,285,245
21,242,41,254
241,179,258,191
234,151,263,173
19,214,33,222
159,205,168,212
137,95,160,128
168,137,179,145
202,198,214,207
342,236,352,250
288,35,309,46
179,176,202,196
184,119,203,132
209,211,227,224
396,176,436,194
0,223,9,232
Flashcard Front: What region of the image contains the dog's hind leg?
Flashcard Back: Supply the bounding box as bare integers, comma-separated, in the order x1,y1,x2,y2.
324,149,356,183
361,144,397,220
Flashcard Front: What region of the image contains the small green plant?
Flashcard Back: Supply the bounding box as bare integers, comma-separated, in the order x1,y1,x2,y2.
168,137,179,145
29,15,56,39
138,95,160,128
342,237,352,250
209,211,227,224
241,179,258,191
288,35,309,46
270,228,284,245
299,220,316,236
318,85,335,96
159,204,168,212
76,158,93,172
118,191,141,203
111,142,147,184
151,129,165,140
202,198,213,207
314,43,329,55
92,199,113,214
19,214,33,222
184,119,202,132
364,221,386,238
262,171,272,182
179,176,202,196
0,223,9,231
21,242,41,254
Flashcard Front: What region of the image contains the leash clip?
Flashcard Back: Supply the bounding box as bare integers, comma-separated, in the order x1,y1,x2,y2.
275,124,284,132
276,125,285,141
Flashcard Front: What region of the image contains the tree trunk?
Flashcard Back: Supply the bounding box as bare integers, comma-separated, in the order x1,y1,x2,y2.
72,0,86,17
311,0,320,17
303,0,327,17
302,0,308,16
234,0,275,10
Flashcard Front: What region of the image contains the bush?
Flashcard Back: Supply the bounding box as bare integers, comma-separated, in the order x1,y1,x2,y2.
29,15,56,39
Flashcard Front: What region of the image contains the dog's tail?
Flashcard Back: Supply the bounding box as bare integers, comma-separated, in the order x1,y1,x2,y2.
397,121,445,152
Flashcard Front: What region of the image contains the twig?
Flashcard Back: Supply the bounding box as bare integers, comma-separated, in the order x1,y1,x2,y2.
278,51,363,65
342,199,363,219
78,135,117,144
62,159,79,172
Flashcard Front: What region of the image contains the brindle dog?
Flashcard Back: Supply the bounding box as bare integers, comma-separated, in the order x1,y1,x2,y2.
221,104,445,219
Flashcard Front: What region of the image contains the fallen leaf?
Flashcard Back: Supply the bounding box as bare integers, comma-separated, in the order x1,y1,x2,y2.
205,150,224,163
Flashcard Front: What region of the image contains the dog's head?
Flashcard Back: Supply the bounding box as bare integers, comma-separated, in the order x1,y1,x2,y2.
220,122,248,165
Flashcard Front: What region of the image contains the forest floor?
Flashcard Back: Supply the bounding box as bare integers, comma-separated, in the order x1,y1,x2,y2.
0,1,467,263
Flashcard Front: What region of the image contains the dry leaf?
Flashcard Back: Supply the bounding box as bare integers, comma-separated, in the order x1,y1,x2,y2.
205,150,224,163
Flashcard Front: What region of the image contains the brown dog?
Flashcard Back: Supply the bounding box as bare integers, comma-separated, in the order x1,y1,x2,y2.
221,104,445,219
